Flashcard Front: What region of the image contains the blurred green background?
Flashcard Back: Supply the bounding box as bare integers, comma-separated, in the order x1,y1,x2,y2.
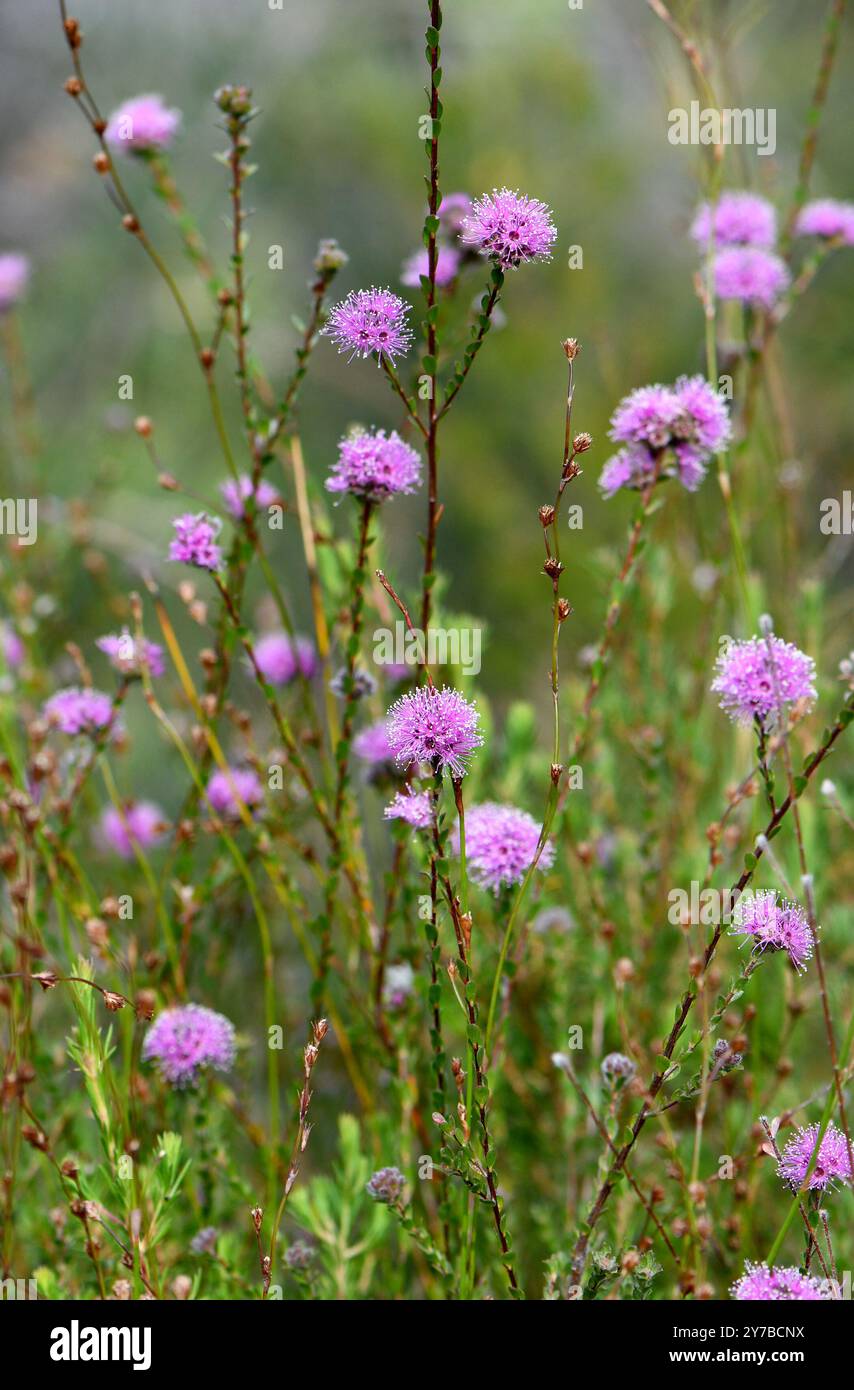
1,0,853,741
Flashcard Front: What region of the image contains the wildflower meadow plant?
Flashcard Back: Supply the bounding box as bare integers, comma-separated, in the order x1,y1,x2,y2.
0,0,852,1324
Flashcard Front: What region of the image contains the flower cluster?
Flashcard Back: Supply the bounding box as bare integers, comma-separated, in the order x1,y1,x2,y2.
353,720,395,768
43,687,116,736
690,192,777,250
0,253,29,313
142,1004,236,1087
688,188,790,308
795,198,854,245
326,429,422,500
206,765,264,818
220,474,280,520
384,788,432,830
729,891,814,974
599,375,731,496
169,513,223,571
365,1166,406,1205
96,630,165,678
731,1262,830,1301
98,801,168,858
460,188,557,269
105,93,181,153
386,685,482,778
323,287,413,365
711,635,817,725
777,1121,853,1193
452,801,553,893
254,632,317,685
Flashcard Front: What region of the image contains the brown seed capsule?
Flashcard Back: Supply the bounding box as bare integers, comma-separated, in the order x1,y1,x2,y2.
538,504,556,528
122,214,140,235
135,990,156,1022
61,1157,79,1179
573,432,593,453
562,337,580,360
102,991,126,1013
158,472,179,491
614,957,635,984
64,76,83,97
543,556,564,580
134,415,153,438
557,597,573,622
200,347,216,370
93,152,110,175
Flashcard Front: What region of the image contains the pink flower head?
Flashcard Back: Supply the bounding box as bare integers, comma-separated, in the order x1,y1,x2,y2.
254,632,317,685
1,623,24,670
96,630,165,678
324,287,413,365
777,1121,853,1194
98,801,168,859
43,687,116,736
461,188,557,269
0,254,30,313
711,635,817,725
795,198,854,245
601,376,730,496
142,1004,235,1087
438,193,473,237
206,765,264,818
729,891,814,974
105,94,181,153
690,192,777,250
386,685,483,778
384,788,432,830
401,245,461,289
220,474,281,520
713,247,790,309
169,512,223,571
326,429,422,500
731,1262,830,1301
451,801,554,894
353,720,395,766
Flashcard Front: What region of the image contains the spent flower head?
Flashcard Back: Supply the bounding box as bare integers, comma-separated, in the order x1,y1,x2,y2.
365,1167,406,1205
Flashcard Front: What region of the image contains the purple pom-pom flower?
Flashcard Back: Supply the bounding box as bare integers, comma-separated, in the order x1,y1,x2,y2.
713,247,790,309
731,1261,831,1301
206,765,264,818
254,632,317,685
169,513,223,571
0,253,30,313
323,287,413,365
386,685,483,778
105,94,181,154
326,429,422,501
728,890,814,974
401,245,461,288
711,635,816,725
777,1121,853,1194
795,198,854,245
599,375,730,497
96,630,165,678
97,802,168,859
384,788,432,830
43,687,116,737
451,801,554,893
690,192,777,250
460,188,557,269
220,474,281,520
142,1004,236,1087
